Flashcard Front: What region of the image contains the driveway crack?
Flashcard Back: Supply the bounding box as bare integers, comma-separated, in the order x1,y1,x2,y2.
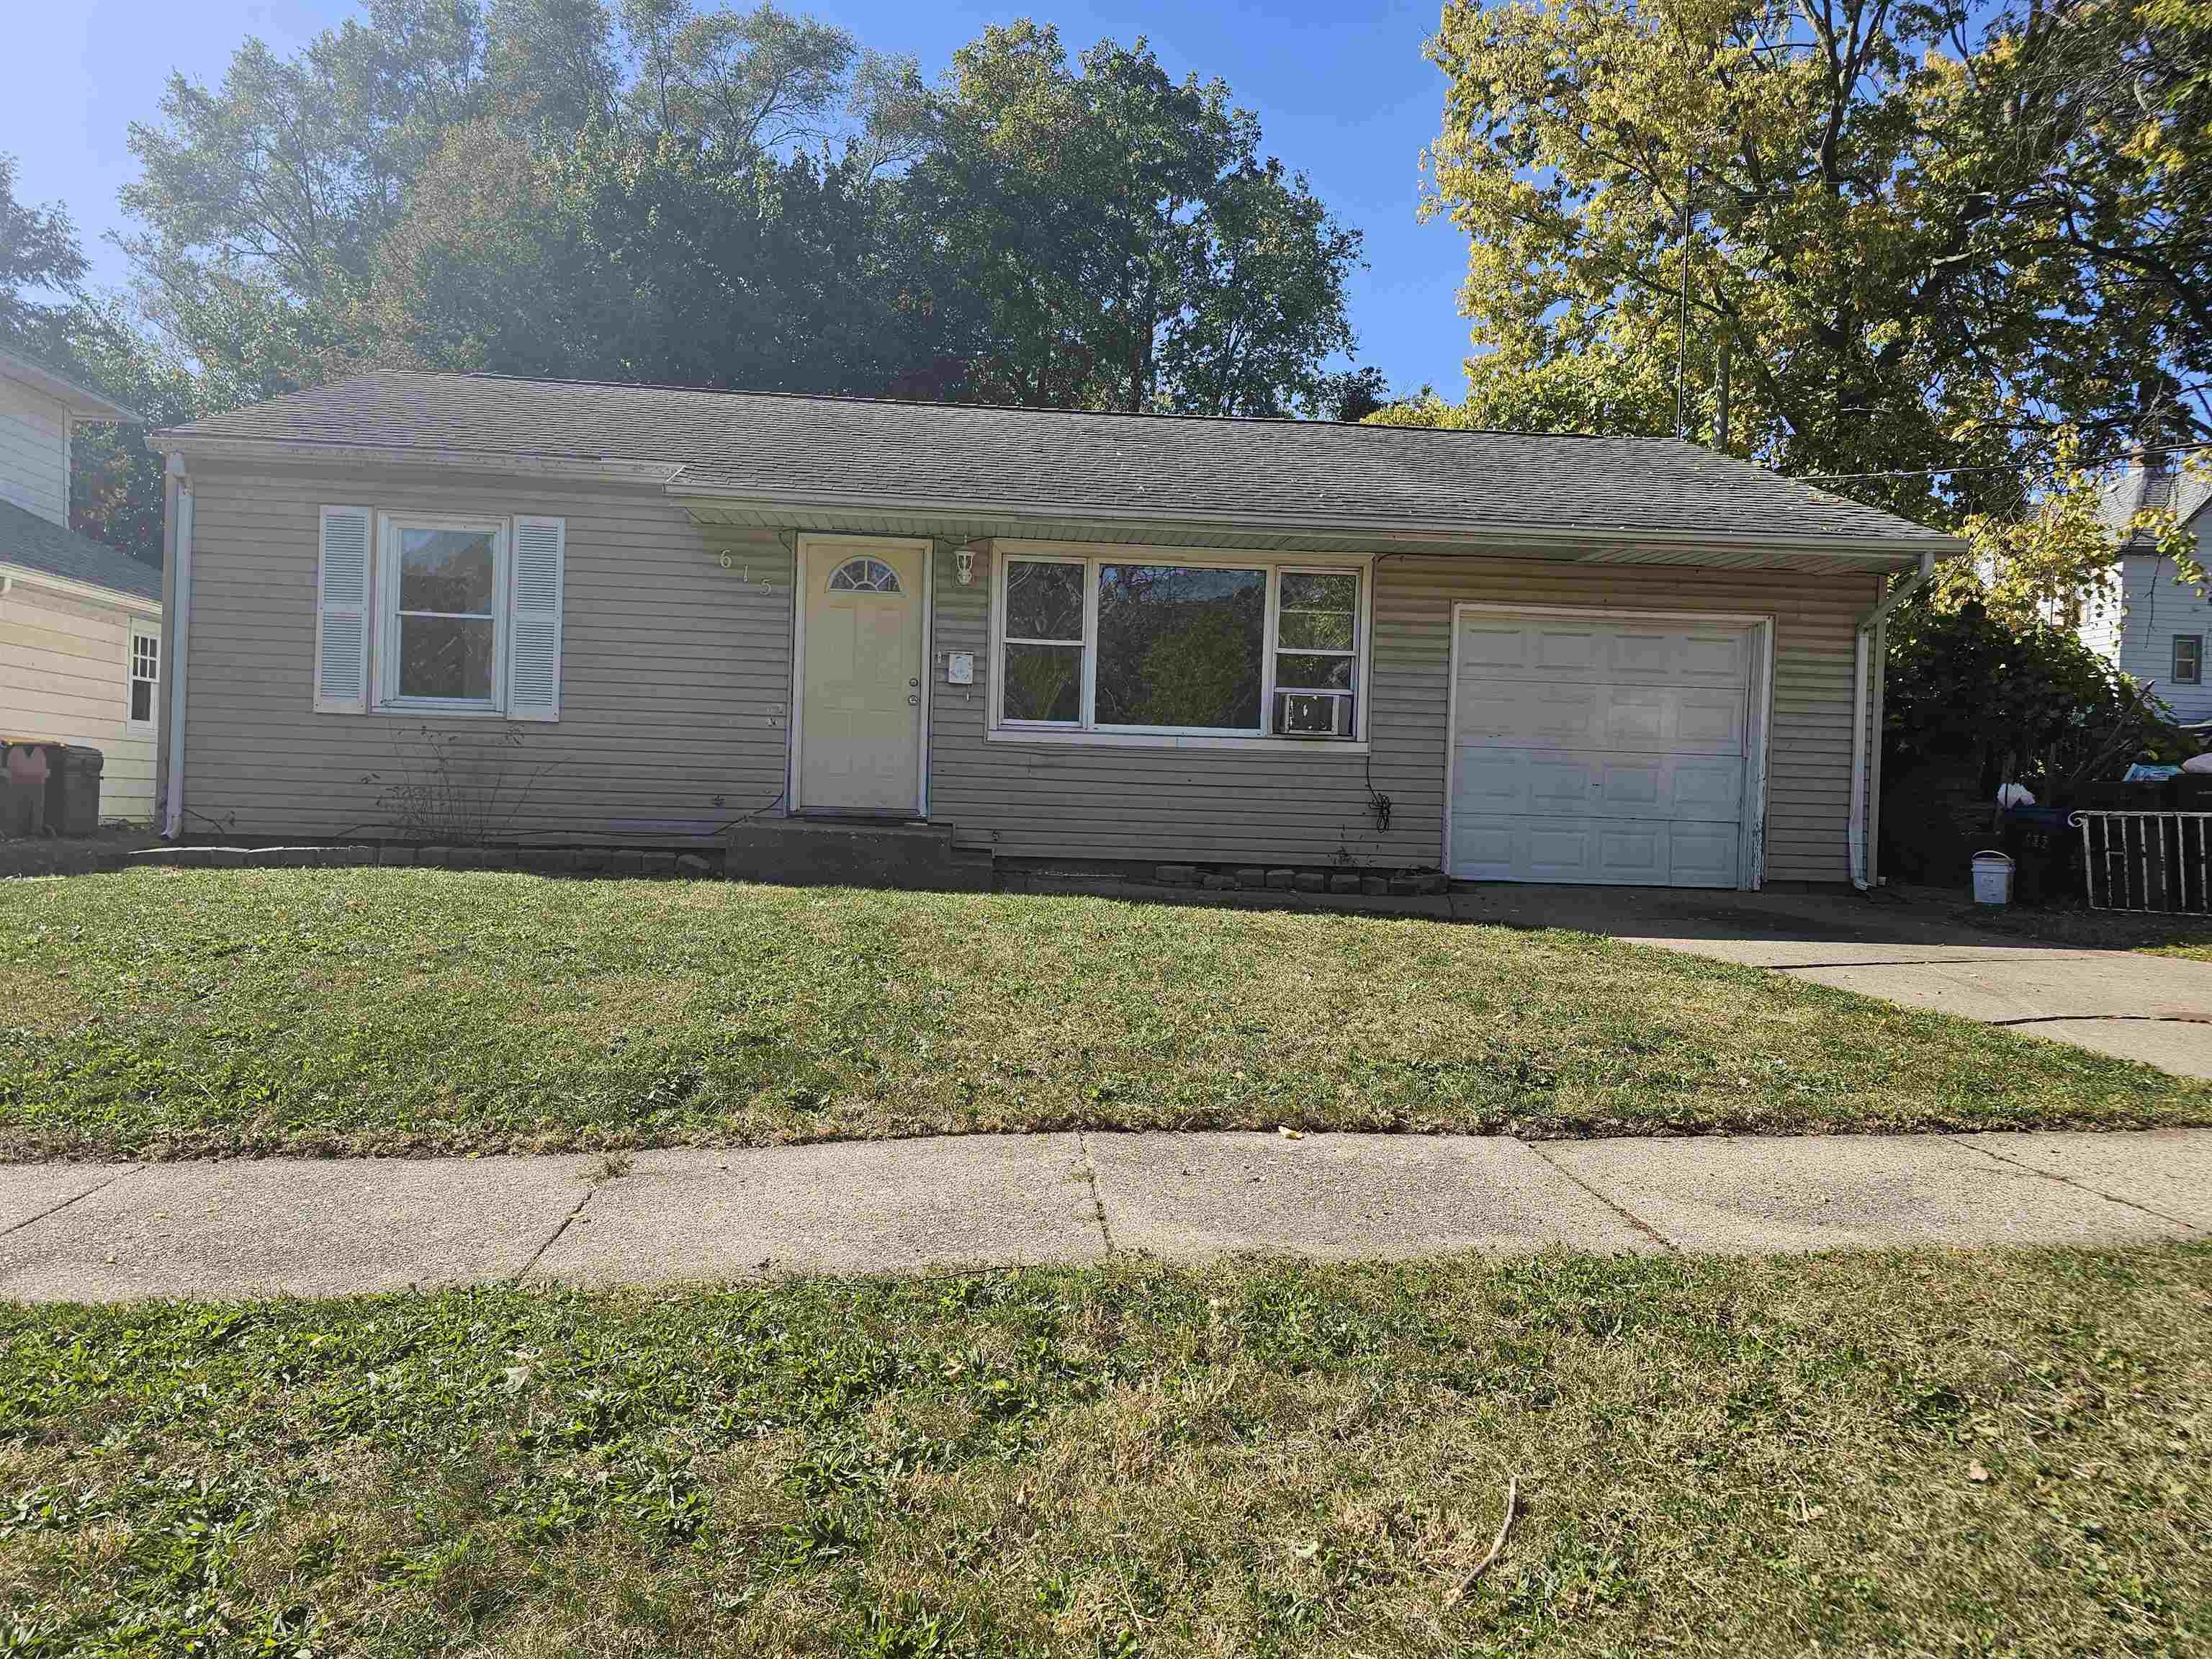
1077,1132,1116,1256
1945,1136,2200,1233
1986,1013,2212,1028
1519,1140,1680,1254
0,1166,140,1240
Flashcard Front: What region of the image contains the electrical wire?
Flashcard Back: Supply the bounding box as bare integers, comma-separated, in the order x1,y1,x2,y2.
1801,441,2210,485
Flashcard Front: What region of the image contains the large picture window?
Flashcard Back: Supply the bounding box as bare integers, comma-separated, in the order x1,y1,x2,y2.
993,549,1366,742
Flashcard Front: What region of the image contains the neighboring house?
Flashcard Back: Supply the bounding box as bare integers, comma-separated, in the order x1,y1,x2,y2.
0,347,160,824
150,372,1956,889
2090,455,2212,724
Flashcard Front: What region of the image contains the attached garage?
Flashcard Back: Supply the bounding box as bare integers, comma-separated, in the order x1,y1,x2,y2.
1445,606,1772,889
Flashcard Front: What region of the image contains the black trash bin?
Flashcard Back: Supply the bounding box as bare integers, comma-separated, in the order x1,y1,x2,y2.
47,745,102,837
2000,805,2080,904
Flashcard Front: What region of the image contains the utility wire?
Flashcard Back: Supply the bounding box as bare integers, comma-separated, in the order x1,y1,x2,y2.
1802,440,2211,485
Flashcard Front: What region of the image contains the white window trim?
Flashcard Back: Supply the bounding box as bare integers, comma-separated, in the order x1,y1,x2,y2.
986,541,1373,752
373,513,511,715
126,619,161,736
2175,633,2203,685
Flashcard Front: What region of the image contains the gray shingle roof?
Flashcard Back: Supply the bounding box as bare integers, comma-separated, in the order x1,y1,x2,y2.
161,370,1952,549
0,499,161,602
2100,459,2212,543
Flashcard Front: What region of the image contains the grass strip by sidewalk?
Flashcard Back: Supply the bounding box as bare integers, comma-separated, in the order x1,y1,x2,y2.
1,1246,2207,1656
1,868,2206,1160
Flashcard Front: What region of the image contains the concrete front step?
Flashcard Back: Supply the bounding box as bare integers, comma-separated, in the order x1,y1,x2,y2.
722,817,992,892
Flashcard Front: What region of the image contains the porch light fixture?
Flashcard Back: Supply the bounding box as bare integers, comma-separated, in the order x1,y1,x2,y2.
954,548,975,585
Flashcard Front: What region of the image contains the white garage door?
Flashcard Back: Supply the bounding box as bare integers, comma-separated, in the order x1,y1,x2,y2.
1448,611,1761,888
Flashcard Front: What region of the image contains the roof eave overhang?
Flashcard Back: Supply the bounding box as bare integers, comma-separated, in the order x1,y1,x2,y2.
0,559,162,612
667,482,1959,571
0,352,143,423
155,433,685,484
146,433,1959,571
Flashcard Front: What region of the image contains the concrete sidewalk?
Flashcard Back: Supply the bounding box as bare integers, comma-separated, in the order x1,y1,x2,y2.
1,1128,2205,1302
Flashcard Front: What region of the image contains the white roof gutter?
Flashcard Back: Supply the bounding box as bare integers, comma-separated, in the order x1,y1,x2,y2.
0,559,160,613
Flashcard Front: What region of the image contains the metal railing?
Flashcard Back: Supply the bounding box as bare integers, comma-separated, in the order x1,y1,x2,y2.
2072,809,2212,913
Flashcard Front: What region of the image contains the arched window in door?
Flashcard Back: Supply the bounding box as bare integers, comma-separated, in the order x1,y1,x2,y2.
827,557,902,593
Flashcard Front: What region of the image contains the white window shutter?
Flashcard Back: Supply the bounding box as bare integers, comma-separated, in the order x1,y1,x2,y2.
315,506,372,714
508,516,565,721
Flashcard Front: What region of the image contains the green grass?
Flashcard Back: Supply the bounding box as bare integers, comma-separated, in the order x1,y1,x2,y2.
1,868,2205,1160
1,1246,2207,1655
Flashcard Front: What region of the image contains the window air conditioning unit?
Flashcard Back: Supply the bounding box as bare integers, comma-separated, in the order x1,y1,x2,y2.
1276,692,1353,737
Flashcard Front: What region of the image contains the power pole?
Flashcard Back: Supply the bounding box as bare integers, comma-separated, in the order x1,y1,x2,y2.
1713,330,1731,451
1674,164,1693,441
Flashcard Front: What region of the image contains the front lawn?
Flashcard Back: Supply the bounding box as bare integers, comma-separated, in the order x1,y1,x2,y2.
1,868,2205,1160
1,1246,2206,1656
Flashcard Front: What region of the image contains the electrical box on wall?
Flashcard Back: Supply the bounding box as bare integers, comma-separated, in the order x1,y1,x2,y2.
946,652,975,685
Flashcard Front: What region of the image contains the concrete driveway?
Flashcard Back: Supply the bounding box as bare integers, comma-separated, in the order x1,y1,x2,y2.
1447,884,2212,1079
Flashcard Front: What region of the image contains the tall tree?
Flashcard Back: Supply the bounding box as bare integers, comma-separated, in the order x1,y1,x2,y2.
0,159,188,563
371,120,932,391
1408,0,2211,522
114,4,1374,422
0,154,89,341
907,23,1367,415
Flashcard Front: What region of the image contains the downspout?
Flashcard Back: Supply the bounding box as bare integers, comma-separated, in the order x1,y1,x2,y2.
1849,550,1937,889
163,456,193,841
1849,626,1871,888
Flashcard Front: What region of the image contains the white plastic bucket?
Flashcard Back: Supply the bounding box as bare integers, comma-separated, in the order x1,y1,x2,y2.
1970,850,2014,906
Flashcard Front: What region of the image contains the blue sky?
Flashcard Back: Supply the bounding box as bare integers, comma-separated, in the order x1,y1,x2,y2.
1,0,1476,399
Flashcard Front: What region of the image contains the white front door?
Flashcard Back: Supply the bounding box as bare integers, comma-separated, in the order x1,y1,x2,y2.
1447,609,1762,887
797,539,927,813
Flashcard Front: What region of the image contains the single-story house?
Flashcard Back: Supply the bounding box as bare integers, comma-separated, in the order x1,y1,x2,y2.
1,346,161,824
150,372,1956,889
2088,454,2212,723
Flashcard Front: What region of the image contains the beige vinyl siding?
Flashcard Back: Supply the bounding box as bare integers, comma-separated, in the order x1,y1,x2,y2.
180,457,1878,882
0,580,157,822
930,547,1875,884
179,462,792,840
0,377,70,526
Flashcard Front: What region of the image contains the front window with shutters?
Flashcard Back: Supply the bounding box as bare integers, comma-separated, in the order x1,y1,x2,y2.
378,518,507,709
315,505,565,721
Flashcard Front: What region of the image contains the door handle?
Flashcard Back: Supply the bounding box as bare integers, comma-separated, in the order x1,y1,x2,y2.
908,693,920,705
